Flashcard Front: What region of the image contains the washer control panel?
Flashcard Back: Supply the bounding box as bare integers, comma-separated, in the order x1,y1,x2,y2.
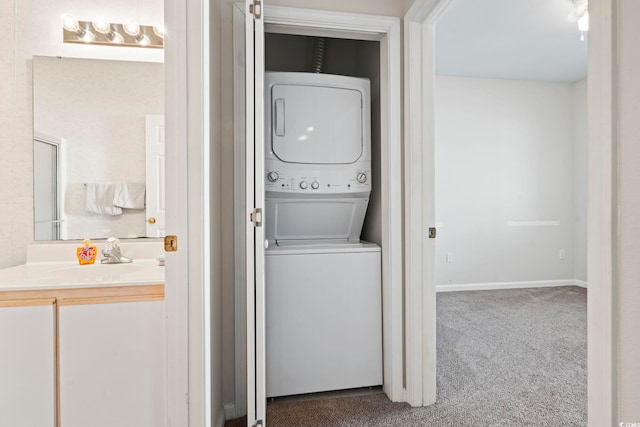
265,168,372,194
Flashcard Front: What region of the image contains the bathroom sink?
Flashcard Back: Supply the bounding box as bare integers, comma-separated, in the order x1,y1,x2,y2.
39,264,145,281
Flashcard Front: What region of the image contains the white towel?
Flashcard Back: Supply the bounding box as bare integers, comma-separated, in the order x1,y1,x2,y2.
113,183,146,209
85,183,123,216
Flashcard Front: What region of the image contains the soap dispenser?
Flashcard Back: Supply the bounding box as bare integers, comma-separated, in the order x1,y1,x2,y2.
76,238,97,265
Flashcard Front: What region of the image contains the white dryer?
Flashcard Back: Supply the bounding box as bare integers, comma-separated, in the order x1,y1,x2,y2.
264,72,372,242
263,72,382,397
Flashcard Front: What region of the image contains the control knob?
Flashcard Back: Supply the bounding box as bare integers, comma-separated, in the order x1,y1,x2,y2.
267,171,279,182
357,173,367,183
299,181,308,190
311,181,320,190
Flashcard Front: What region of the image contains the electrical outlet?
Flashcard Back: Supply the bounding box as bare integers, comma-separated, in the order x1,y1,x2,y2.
559,249,566,260
446,252,453,263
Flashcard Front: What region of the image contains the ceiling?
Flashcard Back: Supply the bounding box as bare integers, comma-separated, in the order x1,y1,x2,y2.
435,0,588,82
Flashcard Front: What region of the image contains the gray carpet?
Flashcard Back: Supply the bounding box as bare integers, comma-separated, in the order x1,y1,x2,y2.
227,286,587,426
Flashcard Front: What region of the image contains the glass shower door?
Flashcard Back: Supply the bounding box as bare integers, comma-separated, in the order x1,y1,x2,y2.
34,138,61,240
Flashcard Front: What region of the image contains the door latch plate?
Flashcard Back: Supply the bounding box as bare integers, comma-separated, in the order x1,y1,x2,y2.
164,235,178,252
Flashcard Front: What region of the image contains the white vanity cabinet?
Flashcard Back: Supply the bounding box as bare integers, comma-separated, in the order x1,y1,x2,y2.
0,283,164,427
0,301,56,427
59,299,165,427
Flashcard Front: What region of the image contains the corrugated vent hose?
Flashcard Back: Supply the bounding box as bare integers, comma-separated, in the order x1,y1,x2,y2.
312,37,326,73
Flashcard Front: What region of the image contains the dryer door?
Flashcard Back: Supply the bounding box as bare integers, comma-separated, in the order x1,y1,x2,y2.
270,84,363,164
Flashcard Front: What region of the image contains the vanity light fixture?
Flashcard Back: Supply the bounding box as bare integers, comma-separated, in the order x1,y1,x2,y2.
568,0,589,41
91,17,124,44
62,15,164,49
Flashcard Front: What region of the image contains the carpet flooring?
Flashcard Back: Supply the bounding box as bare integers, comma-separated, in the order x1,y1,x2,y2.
226,286,587,427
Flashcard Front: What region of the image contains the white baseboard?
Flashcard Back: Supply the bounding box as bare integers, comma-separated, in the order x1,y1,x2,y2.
223,402,236,422
217,409,226,427
436,279,579,293
575,280,588,288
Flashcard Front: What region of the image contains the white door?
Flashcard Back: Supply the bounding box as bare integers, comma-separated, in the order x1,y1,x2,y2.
145,115,166,237
59,301,165,427
0,302,56,427
245,0,266,425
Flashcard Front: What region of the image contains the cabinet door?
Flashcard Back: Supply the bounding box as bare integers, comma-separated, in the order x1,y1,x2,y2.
0,302,56,427
59,301,165,427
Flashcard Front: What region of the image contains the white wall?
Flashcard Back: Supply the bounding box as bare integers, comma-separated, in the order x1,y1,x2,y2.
0,0,20,268
216,0,410,414
572,78,587,283
0,0,162,269
616,0,640,420
435,76,579,286
33,57,163,240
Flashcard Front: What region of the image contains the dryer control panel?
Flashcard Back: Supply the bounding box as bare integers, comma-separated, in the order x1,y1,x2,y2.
265,168,372,194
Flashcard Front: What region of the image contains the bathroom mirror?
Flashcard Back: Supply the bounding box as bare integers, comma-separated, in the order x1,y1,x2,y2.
33,56,164,241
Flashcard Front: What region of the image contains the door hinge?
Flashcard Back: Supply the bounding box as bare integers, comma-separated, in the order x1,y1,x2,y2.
250,208,263,227
256,420,264,426
428,227,437,239
164,235,178,252
249,0,262,19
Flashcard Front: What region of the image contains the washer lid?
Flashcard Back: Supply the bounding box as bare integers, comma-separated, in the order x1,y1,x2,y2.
270,83,363,164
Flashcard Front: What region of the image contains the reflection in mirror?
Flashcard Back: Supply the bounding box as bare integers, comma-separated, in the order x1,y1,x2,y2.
33,56,164,241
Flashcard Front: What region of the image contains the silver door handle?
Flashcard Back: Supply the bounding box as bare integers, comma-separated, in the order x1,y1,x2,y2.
275,98,285,136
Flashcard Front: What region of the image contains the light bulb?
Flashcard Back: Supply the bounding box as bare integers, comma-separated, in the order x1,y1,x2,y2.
92,17,111,34
107,31,124,44
153,24,165,39
62,14,79,32
578,12,589,32
136,34,151,46
123,23,140,36
80,30,95,43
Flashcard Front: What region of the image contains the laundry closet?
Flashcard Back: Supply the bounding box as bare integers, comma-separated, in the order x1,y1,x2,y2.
263,32,384,398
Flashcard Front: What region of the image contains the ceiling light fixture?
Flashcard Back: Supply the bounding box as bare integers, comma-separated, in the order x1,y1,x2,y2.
568,0,589,41
62,16,164,49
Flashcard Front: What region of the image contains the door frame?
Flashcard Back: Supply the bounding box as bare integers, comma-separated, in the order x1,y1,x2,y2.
232,4,403,418
404,0,616,422
165,0,213,425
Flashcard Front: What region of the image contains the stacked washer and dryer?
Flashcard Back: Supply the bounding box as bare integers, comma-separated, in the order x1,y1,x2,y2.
264,72,383,398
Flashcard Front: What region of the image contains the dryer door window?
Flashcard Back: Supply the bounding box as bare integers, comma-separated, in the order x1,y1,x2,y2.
270,84,363,164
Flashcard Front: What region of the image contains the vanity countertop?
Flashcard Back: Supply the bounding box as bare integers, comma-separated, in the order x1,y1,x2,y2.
0,259,165,291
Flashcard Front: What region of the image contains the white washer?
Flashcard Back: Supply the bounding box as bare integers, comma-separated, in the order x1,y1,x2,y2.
265,242,382,398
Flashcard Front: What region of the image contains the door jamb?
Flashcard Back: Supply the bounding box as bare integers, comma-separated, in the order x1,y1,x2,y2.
403,0,454,408
165,0,213,425
586,0,615,425
404,0,616,421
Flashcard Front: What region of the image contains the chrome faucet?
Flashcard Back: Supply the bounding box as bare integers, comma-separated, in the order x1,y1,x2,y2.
101,237,133,264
